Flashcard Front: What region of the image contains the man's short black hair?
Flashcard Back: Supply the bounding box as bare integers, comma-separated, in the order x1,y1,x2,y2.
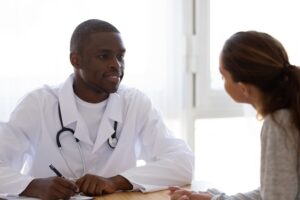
70,19,120,53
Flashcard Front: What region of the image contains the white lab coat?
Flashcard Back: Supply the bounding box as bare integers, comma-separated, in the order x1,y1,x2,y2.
0,74,194,195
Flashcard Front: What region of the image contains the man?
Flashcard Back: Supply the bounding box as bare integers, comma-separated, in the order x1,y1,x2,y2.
0,19,194,199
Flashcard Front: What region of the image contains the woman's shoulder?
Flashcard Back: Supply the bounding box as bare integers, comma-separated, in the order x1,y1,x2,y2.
264,109,291,126
262,109,298,147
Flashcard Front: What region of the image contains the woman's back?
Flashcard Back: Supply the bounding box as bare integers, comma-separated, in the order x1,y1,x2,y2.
261,109,300,199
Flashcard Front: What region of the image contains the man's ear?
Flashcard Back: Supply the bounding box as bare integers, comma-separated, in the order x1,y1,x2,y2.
70,53,81,69
238,82,250,98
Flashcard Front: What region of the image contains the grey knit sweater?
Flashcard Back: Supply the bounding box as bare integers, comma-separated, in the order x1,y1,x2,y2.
210,109,300,200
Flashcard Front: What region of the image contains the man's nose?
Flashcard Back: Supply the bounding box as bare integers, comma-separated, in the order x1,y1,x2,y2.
109,57,122,69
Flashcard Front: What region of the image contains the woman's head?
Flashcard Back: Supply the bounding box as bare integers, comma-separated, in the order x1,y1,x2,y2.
220,31,300,117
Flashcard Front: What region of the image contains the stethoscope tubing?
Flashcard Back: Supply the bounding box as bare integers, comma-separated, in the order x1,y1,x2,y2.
56,104,86,178
55,103,118,178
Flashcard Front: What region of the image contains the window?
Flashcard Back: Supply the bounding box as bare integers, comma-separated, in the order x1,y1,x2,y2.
210,0,300,89
191,0,300,194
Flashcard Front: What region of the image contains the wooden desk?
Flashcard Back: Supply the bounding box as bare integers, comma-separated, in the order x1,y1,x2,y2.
94,189,169,200
94,181,212,200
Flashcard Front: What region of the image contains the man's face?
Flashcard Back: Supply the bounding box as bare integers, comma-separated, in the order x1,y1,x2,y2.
74,32,126,95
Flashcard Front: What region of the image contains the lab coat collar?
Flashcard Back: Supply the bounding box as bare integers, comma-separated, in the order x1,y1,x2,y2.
105,92,123,123
58,74,78,127
58,75,93,145
93,92,123,153
58,74,124,150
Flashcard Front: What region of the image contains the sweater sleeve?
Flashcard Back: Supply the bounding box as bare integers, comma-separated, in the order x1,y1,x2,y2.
211,110,299,200
259,112,298,200
210,188,261,200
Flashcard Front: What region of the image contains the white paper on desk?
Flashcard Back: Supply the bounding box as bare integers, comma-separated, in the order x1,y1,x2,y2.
0,194,39,199
71,194,93,200
0,193,92,200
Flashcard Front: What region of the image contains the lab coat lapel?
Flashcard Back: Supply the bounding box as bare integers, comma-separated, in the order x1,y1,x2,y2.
58,74,93,145
58,75,77,126
73,118,93,145
92,92,123,153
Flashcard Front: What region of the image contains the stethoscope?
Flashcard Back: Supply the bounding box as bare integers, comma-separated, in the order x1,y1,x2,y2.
56,104,118,178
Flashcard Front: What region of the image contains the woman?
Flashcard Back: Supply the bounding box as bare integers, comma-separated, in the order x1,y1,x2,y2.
169,31,300,200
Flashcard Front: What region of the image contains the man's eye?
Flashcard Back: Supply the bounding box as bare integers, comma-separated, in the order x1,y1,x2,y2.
117,54,125,60
98,54,108,59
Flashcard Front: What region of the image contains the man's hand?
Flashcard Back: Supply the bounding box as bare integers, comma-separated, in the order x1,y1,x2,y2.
20,177,79,200
76,174,133,196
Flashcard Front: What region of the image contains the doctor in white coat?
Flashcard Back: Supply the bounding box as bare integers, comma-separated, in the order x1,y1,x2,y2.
0,19,194,199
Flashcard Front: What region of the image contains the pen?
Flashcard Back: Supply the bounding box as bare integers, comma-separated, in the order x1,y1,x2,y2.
49,164,64,177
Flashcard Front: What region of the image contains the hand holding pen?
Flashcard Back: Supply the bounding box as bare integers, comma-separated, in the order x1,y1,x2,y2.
20,164,78,200
49,164,95,200
20,167,79,200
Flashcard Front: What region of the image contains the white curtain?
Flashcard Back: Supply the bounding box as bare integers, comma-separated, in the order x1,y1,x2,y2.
0,0,186,138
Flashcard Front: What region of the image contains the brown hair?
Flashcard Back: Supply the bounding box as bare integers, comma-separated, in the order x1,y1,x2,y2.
221,31,300,132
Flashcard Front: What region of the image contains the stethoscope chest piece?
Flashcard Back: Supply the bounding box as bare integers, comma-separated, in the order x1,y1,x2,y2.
108,136,118,148
107,121,118,148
